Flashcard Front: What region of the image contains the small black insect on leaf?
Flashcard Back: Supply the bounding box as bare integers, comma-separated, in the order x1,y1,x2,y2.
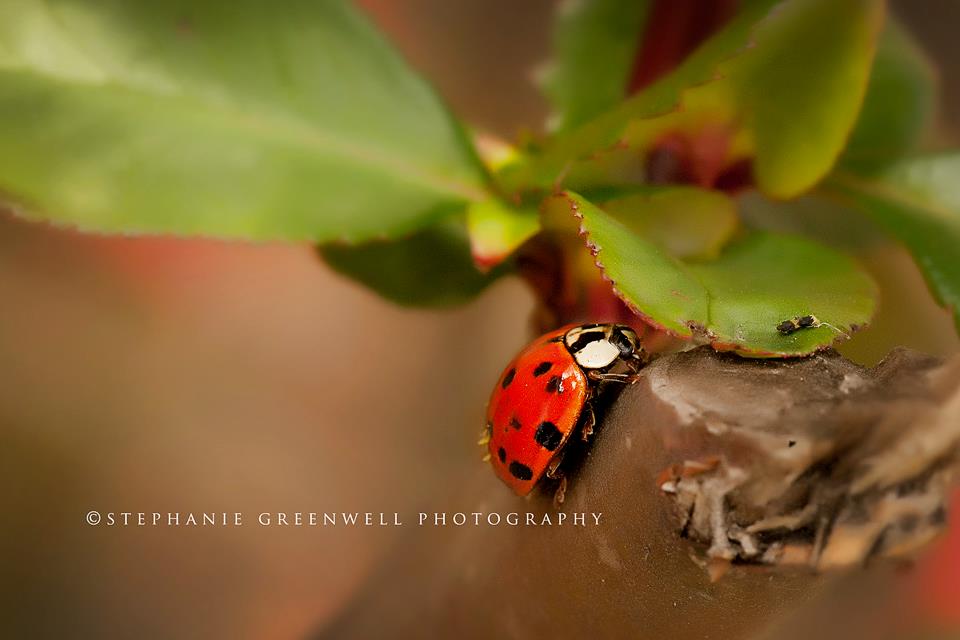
776,319,798,335
777,315,821,335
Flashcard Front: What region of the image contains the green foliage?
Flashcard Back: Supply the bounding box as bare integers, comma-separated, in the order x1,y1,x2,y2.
0,0,956,353
466,199,539,271
830,154,960,331
503,0,884,199
499,0,779,193
0,0,486,242
839,20,937,173
602,187,738,260
320,216,501,307
540,0,650,132
733,0,884,197
562,192,877,356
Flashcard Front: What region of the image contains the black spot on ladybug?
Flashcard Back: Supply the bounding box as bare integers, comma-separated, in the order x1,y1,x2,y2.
533,361,552,377
798,315,817,328
546,375,564,394
497,447,506,463
509,461,533,481
501,367,516,389
509,415,522,430
534,421,563,451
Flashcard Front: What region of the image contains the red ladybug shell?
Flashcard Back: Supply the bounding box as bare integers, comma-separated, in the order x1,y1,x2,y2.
486,325,588,496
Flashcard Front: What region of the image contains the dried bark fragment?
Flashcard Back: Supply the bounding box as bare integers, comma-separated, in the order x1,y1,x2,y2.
652,347,959,571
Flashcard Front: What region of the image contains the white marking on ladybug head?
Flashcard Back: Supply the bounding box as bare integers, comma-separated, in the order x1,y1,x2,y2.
564,324,608,349
572,338,620,369
564,323,642,370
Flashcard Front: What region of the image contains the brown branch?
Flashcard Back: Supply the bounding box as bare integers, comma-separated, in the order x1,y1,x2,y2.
319,347,959,639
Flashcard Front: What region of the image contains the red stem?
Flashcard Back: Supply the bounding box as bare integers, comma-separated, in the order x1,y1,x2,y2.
627,0,739,94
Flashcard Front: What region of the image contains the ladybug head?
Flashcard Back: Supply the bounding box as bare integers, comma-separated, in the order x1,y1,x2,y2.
564,323,640,370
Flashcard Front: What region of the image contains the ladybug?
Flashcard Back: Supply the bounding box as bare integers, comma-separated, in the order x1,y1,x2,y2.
480,323,647,503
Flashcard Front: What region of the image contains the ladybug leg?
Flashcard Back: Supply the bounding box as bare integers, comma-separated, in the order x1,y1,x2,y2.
477,426,491,447
546,454,569,507
553,476,568,508
580,404,596,442
477,422,492,461
546,452,565,480
629,352,649,371
588,354,646,384
587,370,642,384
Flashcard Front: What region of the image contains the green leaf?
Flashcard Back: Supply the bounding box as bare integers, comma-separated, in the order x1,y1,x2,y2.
734,0,884,197
500,0,777,192
555,191,877,356
504,0,884,200
540,0,650,132
839,19,937,173
737,190,885,251
829,154,960,332
687,235,878,356
465,199,539,272
602,187,738,259
319,216,501,308
0,0,486,241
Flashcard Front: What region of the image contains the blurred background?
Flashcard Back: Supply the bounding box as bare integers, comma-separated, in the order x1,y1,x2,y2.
1,1,958,638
